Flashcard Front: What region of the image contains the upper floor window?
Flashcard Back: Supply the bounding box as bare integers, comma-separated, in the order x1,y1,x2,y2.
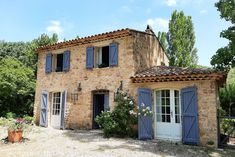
53,53,64,72
86,42,118,69
94,46,109,68
45,51,70,73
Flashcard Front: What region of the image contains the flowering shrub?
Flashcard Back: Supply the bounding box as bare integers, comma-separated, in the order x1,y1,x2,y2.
129,103,153,117
8,118,27,131
95,91,137,137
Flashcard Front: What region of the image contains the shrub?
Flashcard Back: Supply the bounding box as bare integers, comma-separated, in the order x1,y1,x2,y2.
95,111,117,137
5,112,16,119
23,115,34,125
0,117,9,126
95,91,137,138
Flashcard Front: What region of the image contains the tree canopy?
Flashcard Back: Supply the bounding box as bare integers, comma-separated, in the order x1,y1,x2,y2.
0,33,58,117
0,58,35,116
210,0,235,71
158,10,198,67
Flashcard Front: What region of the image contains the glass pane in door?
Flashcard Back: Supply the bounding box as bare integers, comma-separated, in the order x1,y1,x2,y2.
156,90,171,123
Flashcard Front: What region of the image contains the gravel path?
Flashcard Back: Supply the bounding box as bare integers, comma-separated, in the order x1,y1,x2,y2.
0,126,234,157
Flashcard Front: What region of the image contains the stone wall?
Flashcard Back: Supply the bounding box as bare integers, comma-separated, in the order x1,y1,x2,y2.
132,31,169,72
128,80,219,147
34,30,167,129
34,30,219,147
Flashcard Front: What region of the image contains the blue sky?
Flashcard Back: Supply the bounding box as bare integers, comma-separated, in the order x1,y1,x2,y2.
0,0,231,66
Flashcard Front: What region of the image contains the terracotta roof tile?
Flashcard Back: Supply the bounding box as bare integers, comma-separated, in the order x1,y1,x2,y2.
35,28,158,52
131,66,226,83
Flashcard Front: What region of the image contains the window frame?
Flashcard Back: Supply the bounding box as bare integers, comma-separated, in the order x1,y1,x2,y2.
154,89,181,124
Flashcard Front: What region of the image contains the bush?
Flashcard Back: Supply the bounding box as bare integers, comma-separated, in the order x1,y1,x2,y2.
95,111,117,137
0,117,9,126
5,112,16,119
23,115,34,125
95,92,137,138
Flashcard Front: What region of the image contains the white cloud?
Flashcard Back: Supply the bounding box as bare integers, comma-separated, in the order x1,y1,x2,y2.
146,18,169,32
200,9,207,14
161,0,205,7
164,0,177,6
46,20,63,35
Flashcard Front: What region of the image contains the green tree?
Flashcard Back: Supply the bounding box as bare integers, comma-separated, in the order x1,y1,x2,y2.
157,31,167,51
211,0,235,71
26,33,58,74
167,10,198,67
227,68,235,85
0,58,35,116
0,41,30,64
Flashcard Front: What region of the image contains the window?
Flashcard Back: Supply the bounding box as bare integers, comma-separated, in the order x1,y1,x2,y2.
94,46,109,68
53,54,64,72
156,89,181,123
45,51,70,73
86,43,118,69
52,92,61,115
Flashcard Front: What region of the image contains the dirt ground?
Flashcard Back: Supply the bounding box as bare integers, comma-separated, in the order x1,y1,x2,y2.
0,126,235,157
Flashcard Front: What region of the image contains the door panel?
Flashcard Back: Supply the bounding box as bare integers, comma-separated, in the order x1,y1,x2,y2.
51,92,62,129
138,88,153,140
155,90,182,141
181,86,199,145
40,91,48,127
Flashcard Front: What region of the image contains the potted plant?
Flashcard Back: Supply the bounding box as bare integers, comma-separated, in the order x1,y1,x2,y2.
7,118,26,143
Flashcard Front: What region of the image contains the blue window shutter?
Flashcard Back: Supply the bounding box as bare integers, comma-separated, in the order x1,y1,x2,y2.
109,43,118,66
181,86,199,145
60,91,67,130
138,88,153,140
104,94,109,111
40,91,49,127
86,47,94,69
63,51,70,71
45,53,52,73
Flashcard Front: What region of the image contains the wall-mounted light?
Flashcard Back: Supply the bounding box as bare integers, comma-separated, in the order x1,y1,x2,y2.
71,91,78,103
77,82,82,91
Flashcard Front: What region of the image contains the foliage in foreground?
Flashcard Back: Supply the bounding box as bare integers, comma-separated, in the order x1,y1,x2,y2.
95,92,137,137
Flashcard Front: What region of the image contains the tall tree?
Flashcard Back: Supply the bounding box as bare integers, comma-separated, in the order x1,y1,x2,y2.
167,10,198,67
210,0,235,71
157,31,167,51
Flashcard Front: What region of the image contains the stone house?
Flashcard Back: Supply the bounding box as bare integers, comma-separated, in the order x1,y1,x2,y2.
34,26,225,147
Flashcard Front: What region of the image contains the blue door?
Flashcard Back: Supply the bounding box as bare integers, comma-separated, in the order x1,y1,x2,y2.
181,86,199,145
138,88,153,140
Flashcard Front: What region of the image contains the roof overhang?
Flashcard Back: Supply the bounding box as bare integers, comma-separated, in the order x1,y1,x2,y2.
130,66,226,86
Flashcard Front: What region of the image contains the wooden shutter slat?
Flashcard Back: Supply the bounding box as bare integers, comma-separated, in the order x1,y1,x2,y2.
138,88,153,140
45,53,52,73
109,43,118,66
63,51,70,71
181,86,199,145
86,47,94,69
40,91,49,127
60,91,67,129
104,94,109,111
